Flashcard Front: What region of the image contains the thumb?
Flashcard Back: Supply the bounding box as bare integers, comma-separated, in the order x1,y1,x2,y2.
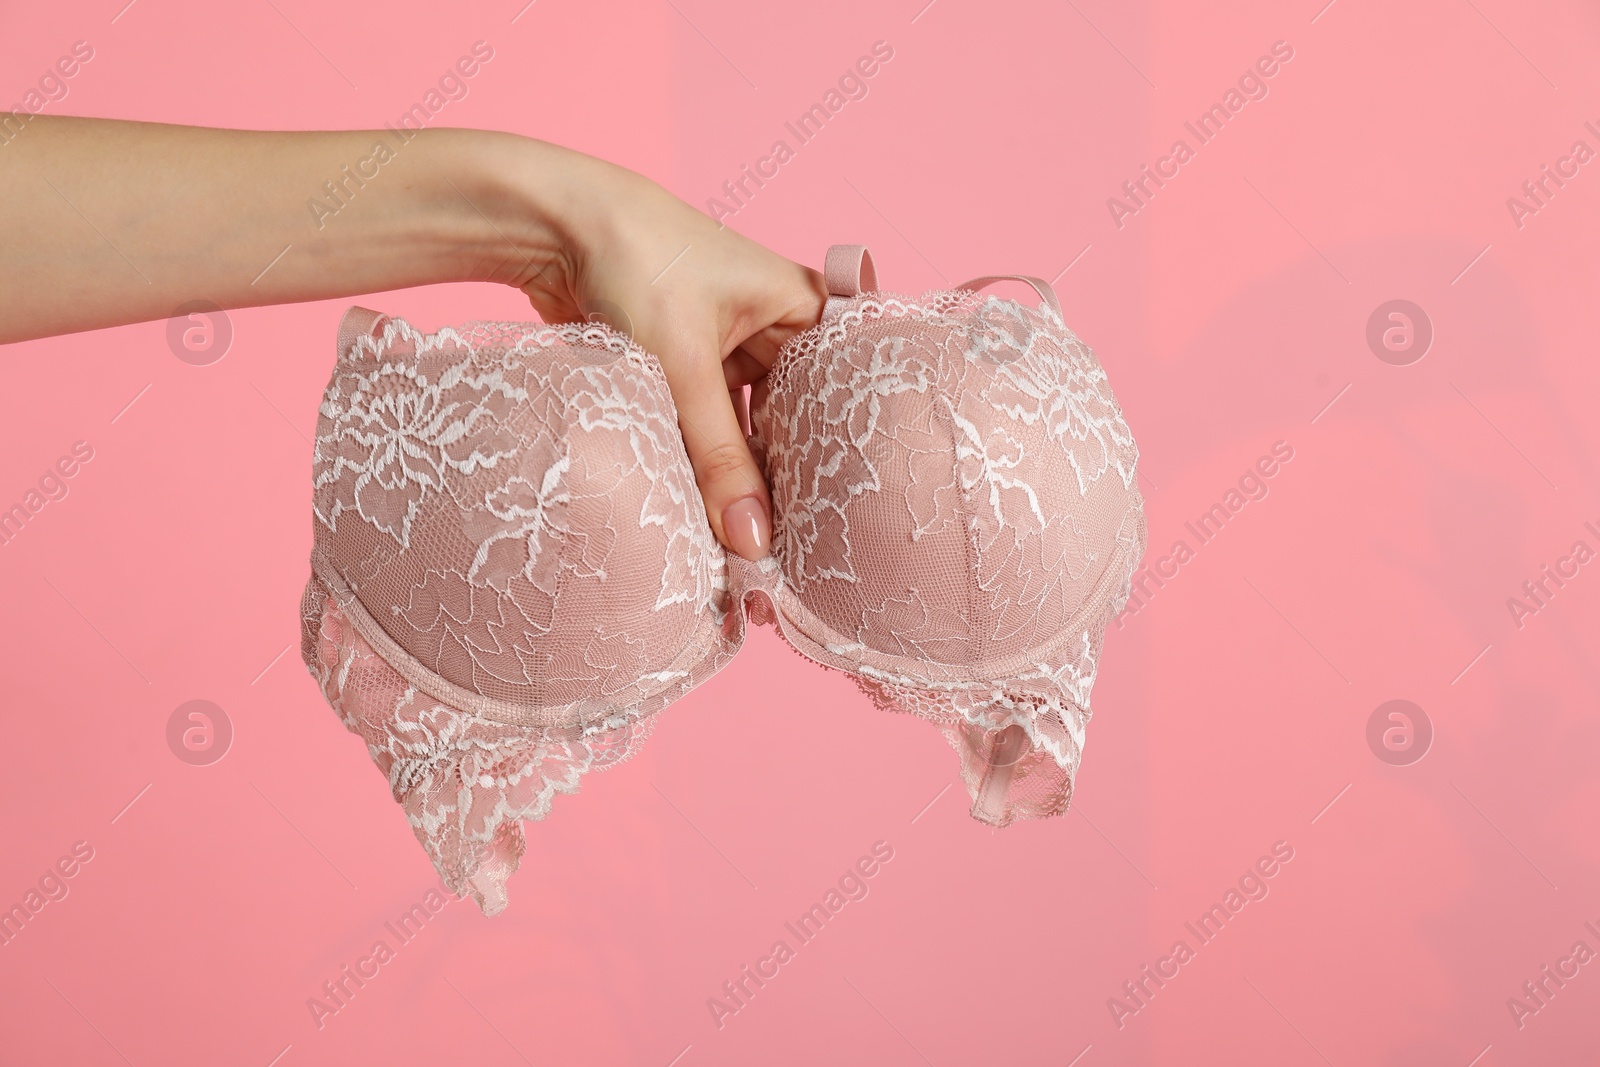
654,330,772,561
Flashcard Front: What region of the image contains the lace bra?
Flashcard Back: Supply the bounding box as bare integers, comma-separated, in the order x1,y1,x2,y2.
300,244,1146,914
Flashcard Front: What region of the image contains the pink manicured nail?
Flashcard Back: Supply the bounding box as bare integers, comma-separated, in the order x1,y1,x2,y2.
722,496,770,560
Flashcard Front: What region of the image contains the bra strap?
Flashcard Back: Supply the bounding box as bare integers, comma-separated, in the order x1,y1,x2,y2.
337,305,390,360
824,244,877,296
821,244,877,322
819,247,1064,322
957,274,1063,321
971,723,1029,825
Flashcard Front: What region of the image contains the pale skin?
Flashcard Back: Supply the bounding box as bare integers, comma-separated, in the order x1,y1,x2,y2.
0,116,828,558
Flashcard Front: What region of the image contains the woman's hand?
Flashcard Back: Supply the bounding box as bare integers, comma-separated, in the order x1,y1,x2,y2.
0,119,825,559
506,156,826,561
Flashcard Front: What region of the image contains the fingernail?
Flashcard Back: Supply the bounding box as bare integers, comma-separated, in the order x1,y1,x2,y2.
722,496,770,560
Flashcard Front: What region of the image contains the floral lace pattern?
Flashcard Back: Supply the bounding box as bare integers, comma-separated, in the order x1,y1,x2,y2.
753,290,1145,826
757,291,1142,666
302,578,659,915
303,288,1144,913
313,358,529,549
309,318,726,718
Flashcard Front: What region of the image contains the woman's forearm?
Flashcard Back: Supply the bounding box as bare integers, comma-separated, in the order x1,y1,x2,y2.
2,115,828,560
0,117,599,343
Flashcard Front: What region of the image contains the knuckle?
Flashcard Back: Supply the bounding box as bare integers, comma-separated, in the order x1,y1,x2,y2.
693,440,760,498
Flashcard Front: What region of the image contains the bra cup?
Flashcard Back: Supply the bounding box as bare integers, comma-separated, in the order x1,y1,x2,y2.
756,293,1142,676
313,323,723,714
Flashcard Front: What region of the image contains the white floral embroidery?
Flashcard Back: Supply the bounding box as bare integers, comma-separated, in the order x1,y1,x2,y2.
314,360,528,547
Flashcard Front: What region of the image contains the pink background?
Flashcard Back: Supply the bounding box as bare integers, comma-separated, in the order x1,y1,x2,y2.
4,0,1600,1063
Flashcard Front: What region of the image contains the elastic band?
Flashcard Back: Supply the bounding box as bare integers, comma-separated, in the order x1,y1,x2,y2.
337,306,390,360
957,275,1063,321
824,245,877,297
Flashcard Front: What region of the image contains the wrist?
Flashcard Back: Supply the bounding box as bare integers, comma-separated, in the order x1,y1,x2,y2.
428,129,614,291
